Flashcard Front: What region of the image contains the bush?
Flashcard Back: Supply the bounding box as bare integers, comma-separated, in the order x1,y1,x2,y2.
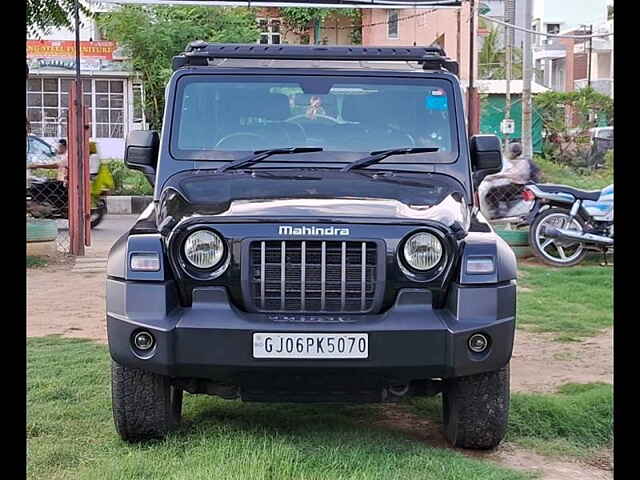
535,151,613,190
104,160,153,196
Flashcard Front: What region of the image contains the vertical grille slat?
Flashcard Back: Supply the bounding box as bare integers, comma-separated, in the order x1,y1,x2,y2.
340,242,346,311
301,240,306,311
260,241,266,310
280,241,286,311
361,241,366,311
321,241,326,311
249,239,378,313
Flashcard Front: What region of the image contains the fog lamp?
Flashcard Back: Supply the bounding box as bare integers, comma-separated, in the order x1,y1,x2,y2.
133,331,155,351
468,333,489,353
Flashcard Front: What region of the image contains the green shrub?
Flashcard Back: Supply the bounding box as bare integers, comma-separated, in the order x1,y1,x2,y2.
104,160,153,196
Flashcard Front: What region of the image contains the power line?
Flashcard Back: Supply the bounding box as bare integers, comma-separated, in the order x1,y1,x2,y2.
480,15,613,39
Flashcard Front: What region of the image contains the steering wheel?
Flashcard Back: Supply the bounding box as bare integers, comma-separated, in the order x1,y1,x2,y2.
285,114,342,124
215,132,265,149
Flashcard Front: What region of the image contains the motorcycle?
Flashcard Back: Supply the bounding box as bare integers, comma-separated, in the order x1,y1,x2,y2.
523,183,613,267
27,174,108,228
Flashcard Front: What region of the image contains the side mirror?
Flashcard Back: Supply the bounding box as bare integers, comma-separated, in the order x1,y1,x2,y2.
124,130,159,186
470,135,502,188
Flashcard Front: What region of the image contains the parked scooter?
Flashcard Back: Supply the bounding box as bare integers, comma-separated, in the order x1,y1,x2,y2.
523,183,613,267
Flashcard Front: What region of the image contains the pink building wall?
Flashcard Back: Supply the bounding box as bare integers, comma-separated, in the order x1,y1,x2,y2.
362,5,474,81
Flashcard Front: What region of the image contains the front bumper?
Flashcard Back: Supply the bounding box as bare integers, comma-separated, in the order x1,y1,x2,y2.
107,278,516,386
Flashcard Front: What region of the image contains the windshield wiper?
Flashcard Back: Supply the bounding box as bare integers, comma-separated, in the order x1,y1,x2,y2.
216,147,323,173
340,147,439,172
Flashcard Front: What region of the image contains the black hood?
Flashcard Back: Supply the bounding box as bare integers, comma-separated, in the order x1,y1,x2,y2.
157,169,469,231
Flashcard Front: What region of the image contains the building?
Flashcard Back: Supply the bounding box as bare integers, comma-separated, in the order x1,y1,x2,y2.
361,5,474,81
477,1,526,49
532,0,613,96
26,2,145,160
257,8,359,46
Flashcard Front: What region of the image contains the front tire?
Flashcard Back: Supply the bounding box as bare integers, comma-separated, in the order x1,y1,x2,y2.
111,361,183,442
442,364,510,449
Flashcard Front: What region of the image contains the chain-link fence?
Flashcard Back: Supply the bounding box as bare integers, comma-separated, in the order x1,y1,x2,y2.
27,172,70,253
478,179,533,222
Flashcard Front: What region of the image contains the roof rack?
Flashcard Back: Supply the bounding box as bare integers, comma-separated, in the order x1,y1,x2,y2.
172,42,459,75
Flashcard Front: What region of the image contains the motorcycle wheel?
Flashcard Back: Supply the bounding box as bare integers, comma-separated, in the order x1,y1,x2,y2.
90,199,107,229
528,208,588,267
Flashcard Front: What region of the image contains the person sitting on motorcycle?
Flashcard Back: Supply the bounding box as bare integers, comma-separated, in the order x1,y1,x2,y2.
478,142,540,219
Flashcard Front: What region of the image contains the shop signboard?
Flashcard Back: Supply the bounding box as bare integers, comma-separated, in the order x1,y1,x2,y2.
27,40,116,60
26,40,131,73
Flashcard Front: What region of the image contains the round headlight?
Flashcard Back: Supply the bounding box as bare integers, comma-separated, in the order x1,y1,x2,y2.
183,230,224,269
403,232,443,271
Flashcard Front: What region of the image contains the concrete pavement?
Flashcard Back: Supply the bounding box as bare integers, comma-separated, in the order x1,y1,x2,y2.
68,215,139,272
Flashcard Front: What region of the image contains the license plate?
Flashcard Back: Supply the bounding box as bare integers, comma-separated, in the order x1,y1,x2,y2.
253,333,369,359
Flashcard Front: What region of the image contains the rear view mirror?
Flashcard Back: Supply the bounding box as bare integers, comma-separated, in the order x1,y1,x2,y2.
470,135,502,188
124,130,159,186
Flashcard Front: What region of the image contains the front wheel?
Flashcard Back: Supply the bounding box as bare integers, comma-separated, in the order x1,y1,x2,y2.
442,364,510,449
90,198,106,228
529,207,588,267
111,361,183,442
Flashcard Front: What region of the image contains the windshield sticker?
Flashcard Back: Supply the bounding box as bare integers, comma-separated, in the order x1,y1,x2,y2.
426,90,448,111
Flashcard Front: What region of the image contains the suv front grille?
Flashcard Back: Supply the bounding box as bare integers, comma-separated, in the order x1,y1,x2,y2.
248,240,378,313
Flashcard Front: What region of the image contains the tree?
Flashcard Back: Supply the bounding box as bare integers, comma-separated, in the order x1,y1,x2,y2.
27,0,92,37
280,8,361,45
534,87,613,168
98,6,259,129
478,25,522,80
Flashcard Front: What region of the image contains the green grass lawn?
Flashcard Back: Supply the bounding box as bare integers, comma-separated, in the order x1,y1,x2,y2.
535,155,613,190
27,256,48,269
517,262,613,341
411,383,613,459
27,337,531,480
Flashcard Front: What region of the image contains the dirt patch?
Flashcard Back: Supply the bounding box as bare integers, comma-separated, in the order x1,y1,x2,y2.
511,329,613,393
27,263,107,343
371,405,613,480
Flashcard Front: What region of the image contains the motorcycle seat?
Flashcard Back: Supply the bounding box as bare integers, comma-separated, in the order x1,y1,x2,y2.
536,184,601,201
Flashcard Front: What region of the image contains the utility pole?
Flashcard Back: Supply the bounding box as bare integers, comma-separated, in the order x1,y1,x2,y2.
73,0,85,255
587,24,593,88
468,0,479,136
503,0,515,152
521,0,533,159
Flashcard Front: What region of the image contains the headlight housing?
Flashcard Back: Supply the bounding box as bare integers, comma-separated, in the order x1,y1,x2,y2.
183,230,224,269
403,232,443,271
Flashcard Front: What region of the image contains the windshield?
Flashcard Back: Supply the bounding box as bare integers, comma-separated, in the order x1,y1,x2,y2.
170,75,458,164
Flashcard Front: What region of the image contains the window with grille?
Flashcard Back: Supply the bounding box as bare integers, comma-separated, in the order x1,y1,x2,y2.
26,77,125,139
258,18,281,45
26,78,70,138
387,10,399,39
